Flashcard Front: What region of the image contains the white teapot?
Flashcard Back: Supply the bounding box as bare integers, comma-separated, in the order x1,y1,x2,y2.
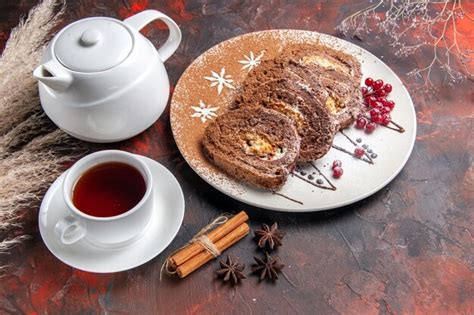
33,10,181,142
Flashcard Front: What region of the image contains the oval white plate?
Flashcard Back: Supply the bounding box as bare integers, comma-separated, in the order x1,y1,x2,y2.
170,30,416,212
39,156,185,273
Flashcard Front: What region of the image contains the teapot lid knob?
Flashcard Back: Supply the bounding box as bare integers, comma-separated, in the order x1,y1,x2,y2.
80,30,102,46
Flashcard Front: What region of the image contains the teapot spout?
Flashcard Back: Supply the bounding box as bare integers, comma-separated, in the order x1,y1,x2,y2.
33,59,72,92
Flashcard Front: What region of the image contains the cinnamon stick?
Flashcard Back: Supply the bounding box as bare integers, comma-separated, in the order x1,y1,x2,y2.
176,223,249,278
169,211,249,268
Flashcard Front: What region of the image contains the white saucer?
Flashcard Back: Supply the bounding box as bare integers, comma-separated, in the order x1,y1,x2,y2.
38,155,185,273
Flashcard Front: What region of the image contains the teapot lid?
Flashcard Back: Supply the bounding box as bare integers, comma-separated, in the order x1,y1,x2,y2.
54,18,133,73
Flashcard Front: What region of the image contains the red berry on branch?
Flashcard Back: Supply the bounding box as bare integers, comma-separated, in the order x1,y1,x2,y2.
354,147,365,158
333,166,343,178
332,160,342,169
367,96,378,107
386,100,395,110
365,122,377,133
381,114,391,125
375,89,387,97
355,117,367,129
372,114,382,124
361,86,368,95
365,77,374,87
373,79,384,90
383,83,392,93
375,101,385,110
370,108,380,117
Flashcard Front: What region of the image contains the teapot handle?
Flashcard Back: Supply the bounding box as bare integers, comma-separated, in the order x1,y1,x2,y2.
124,10,182,62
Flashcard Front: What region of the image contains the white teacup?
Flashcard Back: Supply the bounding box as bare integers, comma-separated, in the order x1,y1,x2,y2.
55,150,154,248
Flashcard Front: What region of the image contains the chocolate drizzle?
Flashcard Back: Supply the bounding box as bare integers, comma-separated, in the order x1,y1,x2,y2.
310,162,337,190
292,163,337,191
272,191,304,205
338,130,375,164
382,120,405,133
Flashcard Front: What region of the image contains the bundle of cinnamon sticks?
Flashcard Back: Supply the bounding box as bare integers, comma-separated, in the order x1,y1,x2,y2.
168,211,249,278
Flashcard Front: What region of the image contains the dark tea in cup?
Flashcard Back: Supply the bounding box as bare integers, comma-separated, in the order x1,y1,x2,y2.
72,162,146,217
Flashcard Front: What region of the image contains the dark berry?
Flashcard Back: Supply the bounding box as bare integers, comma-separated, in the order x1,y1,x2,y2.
383,83,392,93
354,148,365,158
373,79,384,90
332,160,342,169
355,117,367,129
365,122,377,133
333,166,343,178
365,77,374,87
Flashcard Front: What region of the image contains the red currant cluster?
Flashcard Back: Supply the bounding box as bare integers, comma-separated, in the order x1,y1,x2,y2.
356,78,395,134
332,160,343,178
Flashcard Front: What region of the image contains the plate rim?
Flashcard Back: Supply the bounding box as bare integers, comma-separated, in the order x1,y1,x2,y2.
170,29,417,212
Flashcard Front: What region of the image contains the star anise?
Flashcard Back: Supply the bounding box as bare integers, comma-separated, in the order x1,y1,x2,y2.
251,253,285,281
216,255,246,285
254,222,285,250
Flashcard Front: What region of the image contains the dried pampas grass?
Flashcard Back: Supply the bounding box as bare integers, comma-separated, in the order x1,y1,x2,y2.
0,0,85,259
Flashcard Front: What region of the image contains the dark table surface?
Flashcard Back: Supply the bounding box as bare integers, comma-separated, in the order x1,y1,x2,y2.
1,0,473,314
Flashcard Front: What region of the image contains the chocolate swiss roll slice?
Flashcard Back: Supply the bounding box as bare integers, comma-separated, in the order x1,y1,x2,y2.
281,44,363,129
202,107,301,190
234,78,335,162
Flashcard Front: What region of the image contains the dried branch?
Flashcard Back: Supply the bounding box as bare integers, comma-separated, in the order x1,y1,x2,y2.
337,0,474,86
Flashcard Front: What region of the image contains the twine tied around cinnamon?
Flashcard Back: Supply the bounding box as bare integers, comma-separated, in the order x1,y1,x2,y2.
160,214,232,280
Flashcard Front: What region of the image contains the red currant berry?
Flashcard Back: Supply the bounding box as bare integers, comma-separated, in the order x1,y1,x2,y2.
354,147,365,158
381,114,391,125
383,83,392,93
372,114,382,124
383,106,392,113
365,77,374,87
355,117,367,129
333,166,343,178
386,100,395,110
375,89,387,97
373,79,384,90
367,97,378,107
375,101,385,110
379,97,388,106
332,160,342,169
365,122,377,133
361,86,368,95
366,95,377,105
370,108,380,118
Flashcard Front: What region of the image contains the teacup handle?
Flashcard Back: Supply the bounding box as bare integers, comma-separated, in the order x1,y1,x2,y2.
54,216,86,245
124,10,182,62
